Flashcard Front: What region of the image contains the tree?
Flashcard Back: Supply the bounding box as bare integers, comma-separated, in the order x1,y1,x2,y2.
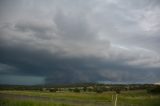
83,87,87,92
73,88,80,93
115,88,121,94
147,86,160,94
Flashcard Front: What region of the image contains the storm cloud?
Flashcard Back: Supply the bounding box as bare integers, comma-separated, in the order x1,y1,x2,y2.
0,0,160,85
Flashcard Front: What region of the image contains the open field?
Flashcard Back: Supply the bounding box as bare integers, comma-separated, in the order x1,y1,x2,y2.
0,90,160,106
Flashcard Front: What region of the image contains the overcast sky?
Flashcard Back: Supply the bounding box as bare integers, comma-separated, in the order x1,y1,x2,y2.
0,0,160,85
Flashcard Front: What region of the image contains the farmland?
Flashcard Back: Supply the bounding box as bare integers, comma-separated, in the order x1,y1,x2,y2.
0,85,160,106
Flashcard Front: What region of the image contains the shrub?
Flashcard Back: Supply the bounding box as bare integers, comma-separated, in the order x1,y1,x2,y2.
73,88,80,93
94,87,103,93
147,86,160,94
83,87,87,92
115,89,121,94
49,88,58,92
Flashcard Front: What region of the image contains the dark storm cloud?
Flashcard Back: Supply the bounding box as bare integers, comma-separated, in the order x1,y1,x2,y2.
0,34,159,84
0,0,160,85
0,42,158,84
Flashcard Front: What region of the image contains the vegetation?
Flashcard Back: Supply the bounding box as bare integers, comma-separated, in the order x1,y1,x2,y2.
147,85,160,94
0,98,74,106
73,88,80,93
0,84,160,106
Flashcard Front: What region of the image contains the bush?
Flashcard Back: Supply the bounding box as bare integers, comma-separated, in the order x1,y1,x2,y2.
49,88,58,92
115,88,121,94
73,88,80,93
94,87,103,93
148,86,160,94
83,87,87,92
68,88,73,92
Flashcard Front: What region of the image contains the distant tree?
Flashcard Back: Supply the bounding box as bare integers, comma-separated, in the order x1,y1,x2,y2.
49,88,58,92
83,87,87,92
147,86,160,94
87,88,93,92
115,88,121,94
40,88,47,91
94,87,103,93
73,88,80,93
68,88,73,92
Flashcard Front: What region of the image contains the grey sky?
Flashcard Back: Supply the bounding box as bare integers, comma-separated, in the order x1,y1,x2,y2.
0,0,160,85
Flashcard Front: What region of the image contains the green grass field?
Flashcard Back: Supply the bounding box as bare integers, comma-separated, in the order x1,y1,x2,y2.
0,99,74,106
0,90,160,106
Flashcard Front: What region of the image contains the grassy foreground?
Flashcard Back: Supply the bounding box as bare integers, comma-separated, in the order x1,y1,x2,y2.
0,90,160,106
0,98,73,106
